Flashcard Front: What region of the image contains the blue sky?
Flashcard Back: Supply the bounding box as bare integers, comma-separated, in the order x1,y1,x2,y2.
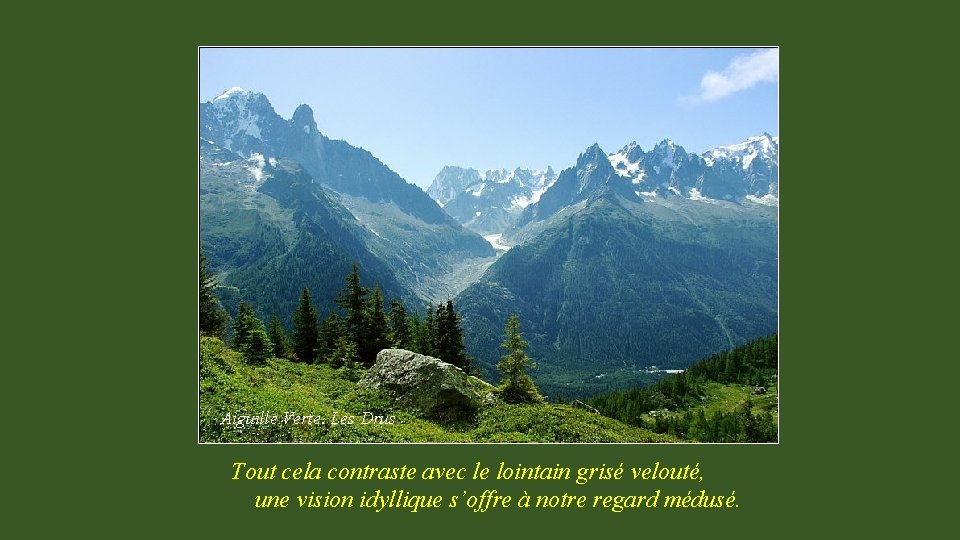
200,48,778,189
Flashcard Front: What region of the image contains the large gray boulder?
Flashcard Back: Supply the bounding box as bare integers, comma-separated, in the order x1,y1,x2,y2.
358,349,496,422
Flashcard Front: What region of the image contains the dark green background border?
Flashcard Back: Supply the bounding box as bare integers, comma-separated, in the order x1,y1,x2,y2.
11,1,921,536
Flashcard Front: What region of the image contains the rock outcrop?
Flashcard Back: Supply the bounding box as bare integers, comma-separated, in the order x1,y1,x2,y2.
358,349,496,422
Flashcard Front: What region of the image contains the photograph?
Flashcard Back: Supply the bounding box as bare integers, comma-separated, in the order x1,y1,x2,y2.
198,47,779,443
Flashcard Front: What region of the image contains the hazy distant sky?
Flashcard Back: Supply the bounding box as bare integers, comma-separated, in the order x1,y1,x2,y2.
199,47,778,189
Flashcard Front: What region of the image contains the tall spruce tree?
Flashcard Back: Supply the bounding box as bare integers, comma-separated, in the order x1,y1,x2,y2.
292,288,320,363
267,314,290,359
436,300,469,371
389,299,410,349
497,313,542,404
362,286,392,366
199,249,227,338
336,263,368,350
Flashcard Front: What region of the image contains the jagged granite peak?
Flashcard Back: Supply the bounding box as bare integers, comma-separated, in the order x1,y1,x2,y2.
291,103,318,135
201,89,472,226
510,132,779,236
427,166,483,205
511,143,641,231
576,144,618,192
201,89,294,160
648,138,687,168
603,134,780,206
577,143,608,167
654,137,675,148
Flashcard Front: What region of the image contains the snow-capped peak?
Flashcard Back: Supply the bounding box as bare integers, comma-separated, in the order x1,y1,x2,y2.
426,161,559,228
653,139,678,171
201,86,276,150
607,144,644,181
214,86,247,101
703,134,778,169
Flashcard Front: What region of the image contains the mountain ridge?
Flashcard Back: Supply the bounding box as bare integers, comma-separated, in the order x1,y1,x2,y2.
452,139,778,399
199,139,418,326
200,89,495,302
429,134,778,238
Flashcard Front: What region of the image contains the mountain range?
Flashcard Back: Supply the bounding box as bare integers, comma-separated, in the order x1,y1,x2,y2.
200,88,494,315
199,88,778,399
427,134,778,240
427,166,557,236
454,142,778,398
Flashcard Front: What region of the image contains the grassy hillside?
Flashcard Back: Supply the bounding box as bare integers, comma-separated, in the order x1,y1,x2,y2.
199,337,674,443
588,334,778,442
636,381,778,440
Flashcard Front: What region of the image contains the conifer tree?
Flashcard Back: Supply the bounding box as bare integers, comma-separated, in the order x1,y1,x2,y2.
436,300,469,371
435,303,448,356
231,302,272,364
232,301,258,351
292,287,320,363
389,299,410,349
330,335,358,369
362,286,392,365
199,249,227,338
497,313,542,404
268,314,290,359
244,324,273,365
318,311,345,364
336,263,368,349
